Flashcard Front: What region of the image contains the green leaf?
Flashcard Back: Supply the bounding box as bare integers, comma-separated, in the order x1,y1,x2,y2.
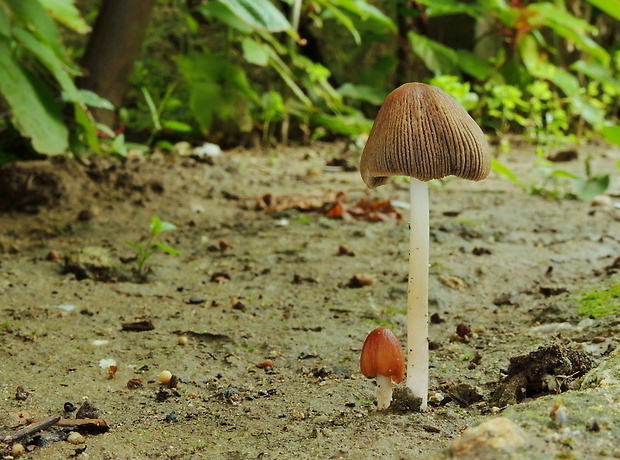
491,159,527,191
162,120,193,133
77,89,115,110
337,83,387,105
408,31,458,75
39,0,90,33
0,6,9,36
158,221,177,233
200,2,254,33
216,0,291,32
312,112,373,137
584,0,620,20
74,102,100,153
571,60,620,93
11,27,80,102
572,175,610,201
456,49,493,80
414,0,483,17
320,0,396,32
602,126,620,146
5,0,64,55
241,38,269,66
319,1,361,44
0,36,68,154
155,242,182,256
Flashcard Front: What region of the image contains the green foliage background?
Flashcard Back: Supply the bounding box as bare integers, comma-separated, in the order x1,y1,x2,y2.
0,0,619,161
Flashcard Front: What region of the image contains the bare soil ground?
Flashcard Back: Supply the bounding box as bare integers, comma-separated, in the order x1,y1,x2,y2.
0,141,619,459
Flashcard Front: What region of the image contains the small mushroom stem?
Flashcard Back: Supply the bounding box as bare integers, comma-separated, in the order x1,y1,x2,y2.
376,374,393,410
407,177,429,410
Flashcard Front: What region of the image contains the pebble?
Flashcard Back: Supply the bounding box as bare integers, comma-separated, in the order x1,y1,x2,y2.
12,443,25,456
450,417,528,458
178,336,189,345
67,432,85,444
159,370,173,384
187,297,206,304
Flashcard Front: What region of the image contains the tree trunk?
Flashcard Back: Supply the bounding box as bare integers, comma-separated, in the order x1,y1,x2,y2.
77,0,155,129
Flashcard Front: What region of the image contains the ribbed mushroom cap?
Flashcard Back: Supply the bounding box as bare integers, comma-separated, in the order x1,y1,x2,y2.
360,83,490,188
360,327,405,383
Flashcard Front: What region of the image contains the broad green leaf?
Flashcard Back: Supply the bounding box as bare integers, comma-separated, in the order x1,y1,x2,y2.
572,175,610,201
0,6,9,36
323,0,396,31
409,31,458,75
39,0,90,33
5,0,63,55
584,0,620,20
0,36,68,154
602,125,620,146
571,60,620,93
216,0,291,32
11,27,80,101
549,67,580,96
528,3,595,32
569,94,605,126
337,83,387,105
242,38,269,66
414,0,483,17
456,49,493,80
199,2,254,34
320,1,361,44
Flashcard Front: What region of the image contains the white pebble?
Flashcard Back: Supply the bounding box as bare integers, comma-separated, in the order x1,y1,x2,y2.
159,370,173,384
591,195,612,207
12,443,25,455
99,358,117,369
67,432,85,444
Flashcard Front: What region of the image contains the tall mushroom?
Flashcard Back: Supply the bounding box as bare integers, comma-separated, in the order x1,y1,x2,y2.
360,83,490,410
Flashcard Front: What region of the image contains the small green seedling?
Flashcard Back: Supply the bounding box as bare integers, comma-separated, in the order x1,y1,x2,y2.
127,216,181,278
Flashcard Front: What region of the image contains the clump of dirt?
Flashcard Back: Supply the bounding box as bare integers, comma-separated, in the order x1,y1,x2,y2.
489,343,594,407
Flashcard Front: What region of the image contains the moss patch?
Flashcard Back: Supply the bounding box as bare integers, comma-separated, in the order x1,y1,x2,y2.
578,276,620,318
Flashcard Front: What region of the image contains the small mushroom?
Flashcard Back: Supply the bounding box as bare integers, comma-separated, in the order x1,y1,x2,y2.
360,83,490,410
360,327,405,410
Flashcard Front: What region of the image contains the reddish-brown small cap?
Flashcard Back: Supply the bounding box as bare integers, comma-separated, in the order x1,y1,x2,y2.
360,327,405,383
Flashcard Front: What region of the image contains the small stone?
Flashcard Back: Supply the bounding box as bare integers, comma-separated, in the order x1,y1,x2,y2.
456,322,473,338
75,400,100,419
64,402,77,412
178,336,189,345
15,386,30,401
451,417,528,458
12,442,26,456
187,297,207,305
127,378,143,389
158,370,173,384
67,432,85,444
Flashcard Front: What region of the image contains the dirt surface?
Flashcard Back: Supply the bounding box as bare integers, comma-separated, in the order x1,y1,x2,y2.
0,141,619,459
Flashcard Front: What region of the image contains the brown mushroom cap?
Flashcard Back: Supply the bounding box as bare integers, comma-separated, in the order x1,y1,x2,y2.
360,82,490,188
360,327,405,383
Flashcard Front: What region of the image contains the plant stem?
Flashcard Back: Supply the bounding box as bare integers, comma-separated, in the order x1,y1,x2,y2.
407,178,429,410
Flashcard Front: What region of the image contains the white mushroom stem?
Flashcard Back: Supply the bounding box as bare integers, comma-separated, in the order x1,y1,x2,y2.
407,177,429,410
376,374,393,410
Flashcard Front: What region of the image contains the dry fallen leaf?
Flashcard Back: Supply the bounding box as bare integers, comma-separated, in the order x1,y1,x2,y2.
439,276,467,291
